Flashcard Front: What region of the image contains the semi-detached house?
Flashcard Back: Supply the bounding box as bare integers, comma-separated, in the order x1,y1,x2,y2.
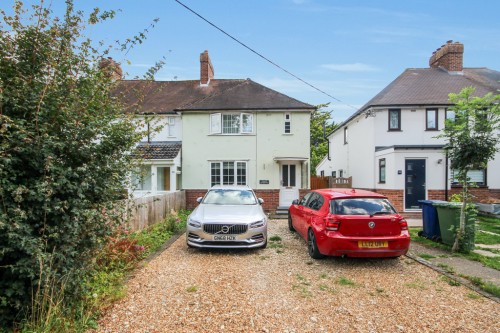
114,51,315,212
316,41,500,215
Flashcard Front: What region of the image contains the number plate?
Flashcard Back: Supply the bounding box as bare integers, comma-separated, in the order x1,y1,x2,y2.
358,241,388,248
213,235,236,241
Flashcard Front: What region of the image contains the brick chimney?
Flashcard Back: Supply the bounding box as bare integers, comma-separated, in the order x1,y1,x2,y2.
429,40,464,72
98,57,122,81
200,50,214,85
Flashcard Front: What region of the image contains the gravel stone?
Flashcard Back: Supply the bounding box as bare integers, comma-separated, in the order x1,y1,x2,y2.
93,220,500,333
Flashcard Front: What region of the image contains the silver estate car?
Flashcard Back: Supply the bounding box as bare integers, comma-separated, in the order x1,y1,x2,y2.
186,185,268,249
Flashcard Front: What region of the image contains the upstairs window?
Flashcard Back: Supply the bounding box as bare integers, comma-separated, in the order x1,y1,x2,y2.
388,109,401,131
167,117,176,136
284,113,291,134
344,127,348,144
210,113,253,134
426,108,438,130
332,171,337,178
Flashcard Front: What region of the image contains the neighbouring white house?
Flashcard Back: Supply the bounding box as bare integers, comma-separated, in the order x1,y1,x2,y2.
112,51,315,211
316,41,500,214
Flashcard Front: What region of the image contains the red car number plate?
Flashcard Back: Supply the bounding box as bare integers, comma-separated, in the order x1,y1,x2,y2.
358,241,388,248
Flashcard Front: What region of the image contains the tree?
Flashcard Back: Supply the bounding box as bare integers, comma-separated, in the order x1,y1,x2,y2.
0,1,152,325
310,104,337,175
440,87,500,252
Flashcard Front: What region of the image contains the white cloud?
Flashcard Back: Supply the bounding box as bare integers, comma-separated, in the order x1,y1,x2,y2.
320,63,380,72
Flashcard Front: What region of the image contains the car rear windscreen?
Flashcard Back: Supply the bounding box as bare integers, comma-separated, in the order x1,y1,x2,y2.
330,198,396,215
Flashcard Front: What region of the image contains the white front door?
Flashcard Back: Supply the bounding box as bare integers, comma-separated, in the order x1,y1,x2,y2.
279,163,300,207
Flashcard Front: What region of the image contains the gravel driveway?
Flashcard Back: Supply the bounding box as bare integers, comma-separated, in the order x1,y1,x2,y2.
95,220,499,333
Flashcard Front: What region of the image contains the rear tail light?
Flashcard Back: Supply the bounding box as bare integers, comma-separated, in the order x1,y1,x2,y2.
325,217,340,231
399,219,408,230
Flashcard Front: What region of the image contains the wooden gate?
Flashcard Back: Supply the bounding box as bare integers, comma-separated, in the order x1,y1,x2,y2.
311,176,329,190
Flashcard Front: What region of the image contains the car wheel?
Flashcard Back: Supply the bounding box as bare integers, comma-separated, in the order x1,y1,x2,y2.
288,212,295,232
308,228,324,259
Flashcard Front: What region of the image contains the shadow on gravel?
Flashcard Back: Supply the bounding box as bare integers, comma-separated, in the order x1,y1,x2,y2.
186,247,264,257
315,256,404,268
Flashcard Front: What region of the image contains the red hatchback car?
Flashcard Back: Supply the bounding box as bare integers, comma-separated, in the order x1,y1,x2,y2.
288,188,410,259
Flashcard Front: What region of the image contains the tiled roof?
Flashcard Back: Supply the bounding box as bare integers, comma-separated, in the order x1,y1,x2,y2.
360,67,500,109
113,79,314,114
334,67,500,132
133,142,181,160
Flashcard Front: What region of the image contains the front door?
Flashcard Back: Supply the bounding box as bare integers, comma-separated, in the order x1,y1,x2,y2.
405,159,425,209
279,163,299,207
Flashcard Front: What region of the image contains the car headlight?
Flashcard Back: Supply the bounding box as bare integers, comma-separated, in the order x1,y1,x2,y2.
250,220,266,229
188,217,201,228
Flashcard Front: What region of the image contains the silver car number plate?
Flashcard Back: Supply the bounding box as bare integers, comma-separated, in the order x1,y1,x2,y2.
213,235,236,241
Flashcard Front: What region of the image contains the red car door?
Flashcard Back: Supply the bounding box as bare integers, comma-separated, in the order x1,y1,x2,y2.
305,193,326,234
292,192,313,238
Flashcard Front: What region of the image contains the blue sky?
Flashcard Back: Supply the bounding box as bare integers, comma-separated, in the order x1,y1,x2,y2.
7,0,500,122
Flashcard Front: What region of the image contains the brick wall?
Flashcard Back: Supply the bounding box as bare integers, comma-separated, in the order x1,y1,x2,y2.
450,187,500,203
185,189,309,213
370,189,404,212
428,188,500,202
185,189,208,210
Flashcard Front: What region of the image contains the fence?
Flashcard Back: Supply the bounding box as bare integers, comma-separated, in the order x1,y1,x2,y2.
126,191,186,231
310,176,352,189
330,176,352,188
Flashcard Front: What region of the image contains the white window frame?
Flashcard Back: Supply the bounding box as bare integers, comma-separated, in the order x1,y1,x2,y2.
210,161,247,186
210,113,222,134
451,169,486,186
284,113,291,134
241,113,253,134
209,112,253,134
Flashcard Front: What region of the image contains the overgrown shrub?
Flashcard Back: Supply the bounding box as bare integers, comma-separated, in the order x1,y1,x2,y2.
0,1,149,327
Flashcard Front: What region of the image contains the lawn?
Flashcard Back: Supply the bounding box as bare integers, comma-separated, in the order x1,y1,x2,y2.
409,214,500,271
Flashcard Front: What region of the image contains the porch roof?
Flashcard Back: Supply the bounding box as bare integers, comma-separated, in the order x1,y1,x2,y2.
133,141,182,160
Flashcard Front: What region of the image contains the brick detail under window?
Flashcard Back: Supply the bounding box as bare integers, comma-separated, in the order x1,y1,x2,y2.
186,188,310,213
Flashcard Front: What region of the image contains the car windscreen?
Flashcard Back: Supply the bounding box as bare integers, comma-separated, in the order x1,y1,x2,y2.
202,189,257,205
330,198,396,215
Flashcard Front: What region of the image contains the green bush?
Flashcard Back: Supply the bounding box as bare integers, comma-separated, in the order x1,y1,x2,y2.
0,1,148,327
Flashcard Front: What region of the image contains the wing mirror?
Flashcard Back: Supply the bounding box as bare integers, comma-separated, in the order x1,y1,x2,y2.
292,199,299,205
258,198,264,205
196,197,203,203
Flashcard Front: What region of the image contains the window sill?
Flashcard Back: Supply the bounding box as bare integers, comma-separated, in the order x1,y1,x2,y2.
282,133,293,135
451,184,488,189
425,129,439,131
388,129,402,132
208,133,255,136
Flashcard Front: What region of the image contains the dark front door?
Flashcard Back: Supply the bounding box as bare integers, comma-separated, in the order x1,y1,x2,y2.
405,159,425,209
